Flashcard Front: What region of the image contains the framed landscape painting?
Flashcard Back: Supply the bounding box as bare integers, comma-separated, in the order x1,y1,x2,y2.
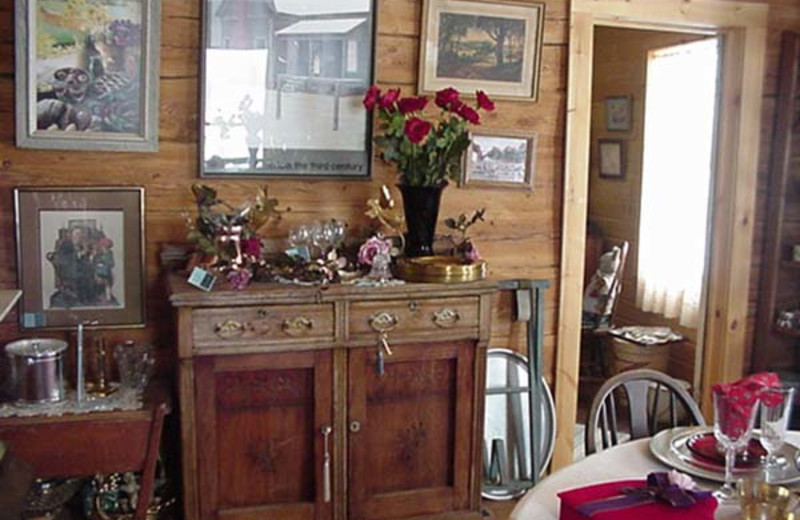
14,187,146,330
14,0,161,152
419,0,545,101
462,129,536,189
200,0,377,177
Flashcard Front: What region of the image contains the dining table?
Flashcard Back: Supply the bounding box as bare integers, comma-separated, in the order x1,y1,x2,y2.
509,430,800,520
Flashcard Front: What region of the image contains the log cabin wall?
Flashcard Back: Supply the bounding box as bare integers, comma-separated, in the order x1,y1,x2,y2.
588,28,708,384
0,0,796,393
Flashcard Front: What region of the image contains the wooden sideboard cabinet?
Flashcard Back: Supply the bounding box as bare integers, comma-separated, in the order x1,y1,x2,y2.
168,275,496,520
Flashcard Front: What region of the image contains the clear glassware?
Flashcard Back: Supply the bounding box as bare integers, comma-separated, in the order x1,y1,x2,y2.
714,391,758,502
289,225,311,248
113,341,154,395
759,386,795,481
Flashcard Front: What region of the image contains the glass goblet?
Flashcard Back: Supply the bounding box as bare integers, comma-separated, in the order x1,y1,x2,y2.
714,391,758,502
760,386,795,481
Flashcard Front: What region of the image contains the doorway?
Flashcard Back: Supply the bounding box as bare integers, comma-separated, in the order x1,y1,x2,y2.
552,0,768,470
575,29,721,458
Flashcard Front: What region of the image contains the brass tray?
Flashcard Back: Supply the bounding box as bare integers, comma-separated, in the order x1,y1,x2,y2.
394,256,487,283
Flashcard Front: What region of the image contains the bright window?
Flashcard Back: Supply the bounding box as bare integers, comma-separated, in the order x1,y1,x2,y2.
636,38,720,328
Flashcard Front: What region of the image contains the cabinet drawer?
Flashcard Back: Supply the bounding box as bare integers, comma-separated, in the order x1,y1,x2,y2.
349,297,479,340
192,304,335,349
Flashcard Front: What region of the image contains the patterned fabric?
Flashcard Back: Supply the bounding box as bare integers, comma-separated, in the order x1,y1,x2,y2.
712,373,781,437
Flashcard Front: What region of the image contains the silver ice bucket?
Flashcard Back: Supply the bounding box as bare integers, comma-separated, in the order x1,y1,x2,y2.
5,338,68,404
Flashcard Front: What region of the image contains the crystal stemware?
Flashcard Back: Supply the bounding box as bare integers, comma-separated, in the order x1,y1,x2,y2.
714,391,758,502
759,386,795,481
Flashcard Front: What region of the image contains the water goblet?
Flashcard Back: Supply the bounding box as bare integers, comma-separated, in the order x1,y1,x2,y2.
759,386,795,481
714,390,758,502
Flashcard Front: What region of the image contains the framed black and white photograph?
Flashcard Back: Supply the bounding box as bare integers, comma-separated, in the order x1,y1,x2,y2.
598,139,625,179
605,95,632,131
14,0,161,152
201,0,377,177
14,187,146,330
462,129,536,189
419,0,545,101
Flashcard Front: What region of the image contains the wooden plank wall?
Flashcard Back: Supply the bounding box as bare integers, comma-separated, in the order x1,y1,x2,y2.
0,0,568,382
0,0,796,397
588,28,707,384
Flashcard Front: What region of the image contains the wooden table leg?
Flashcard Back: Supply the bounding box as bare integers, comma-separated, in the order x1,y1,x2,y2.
133,404,167,520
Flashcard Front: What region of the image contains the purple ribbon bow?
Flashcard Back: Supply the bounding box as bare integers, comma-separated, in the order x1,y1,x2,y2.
575,472,713,517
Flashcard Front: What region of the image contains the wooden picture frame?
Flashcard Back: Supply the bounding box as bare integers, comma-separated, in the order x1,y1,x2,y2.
605,95,632,131
419,0,545,101
14,0,161,152
462,129,536,189
598,139,625,178
200,0,377,178
14,187,146,330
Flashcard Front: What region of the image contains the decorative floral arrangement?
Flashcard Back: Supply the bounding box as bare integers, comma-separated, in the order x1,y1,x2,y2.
185,184,284,287
444,208,486,262
363,86,495,186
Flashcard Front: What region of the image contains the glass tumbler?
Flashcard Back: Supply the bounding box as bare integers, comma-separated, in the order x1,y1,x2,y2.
114,341,154,394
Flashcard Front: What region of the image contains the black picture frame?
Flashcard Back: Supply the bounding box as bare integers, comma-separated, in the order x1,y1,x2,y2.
199,0,378,178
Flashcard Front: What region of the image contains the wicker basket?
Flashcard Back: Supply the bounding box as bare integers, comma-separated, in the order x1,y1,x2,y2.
608,337,671,375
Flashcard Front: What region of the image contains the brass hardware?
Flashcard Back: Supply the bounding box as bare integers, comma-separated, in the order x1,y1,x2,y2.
257,308,269,318
408,301,419,312
433,308,461,328
369,312,399,333
376,332,393,376
349,420,362,433
321,426,332,503
282,316,314,337
214,319,246,338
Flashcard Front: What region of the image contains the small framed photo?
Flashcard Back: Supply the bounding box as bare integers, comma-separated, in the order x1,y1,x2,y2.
598,139,625,179
462,130,536,189
419,0,545,101
14,187,146,330
605,96,632,131
14,0,161,152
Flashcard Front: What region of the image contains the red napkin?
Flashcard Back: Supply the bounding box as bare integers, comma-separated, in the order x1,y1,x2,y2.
558,480,717,520
712,372,780,438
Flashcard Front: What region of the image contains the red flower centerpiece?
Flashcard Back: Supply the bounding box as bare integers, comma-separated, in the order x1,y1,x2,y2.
363,86,494,256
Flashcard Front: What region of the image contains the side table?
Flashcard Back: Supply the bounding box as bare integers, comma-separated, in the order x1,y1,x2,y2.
0,383,171,520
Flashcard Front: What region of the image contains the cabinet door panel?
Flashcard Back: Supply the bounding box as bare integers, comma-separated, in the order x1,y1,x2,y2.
348,342,474,520
195,351,333,520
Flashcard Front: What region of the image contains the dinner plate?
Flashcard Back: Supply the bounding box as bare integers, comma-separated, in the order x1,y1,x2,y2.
649,426,800,485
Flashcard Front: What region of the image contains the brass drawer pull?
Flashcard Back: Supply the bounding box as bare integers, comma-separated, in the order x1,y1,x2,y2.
369,312,399,333
433,308,460,328
214,319,246,338
282,316,314,337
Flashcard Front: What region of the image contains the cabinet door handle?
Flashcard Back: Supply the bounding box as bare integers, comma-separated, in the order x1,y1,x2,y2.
282,316,314,337
321,425,332,503
349,420,362,433
213,319,246,338
433,308,460,328
369,311,399,333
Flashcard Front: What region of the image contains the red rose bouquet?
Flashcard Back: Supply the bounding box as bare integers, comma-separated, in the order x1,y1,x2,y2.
363,86,495,186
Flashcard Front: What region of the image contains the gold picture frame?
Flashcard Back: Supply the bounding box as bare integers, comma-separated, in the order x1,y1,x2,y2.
418,0,545,101
14,187,146,330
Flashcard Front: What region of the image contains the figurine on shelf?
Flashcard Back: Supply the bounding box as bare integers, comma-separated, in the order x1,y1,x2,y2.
358,234,395,283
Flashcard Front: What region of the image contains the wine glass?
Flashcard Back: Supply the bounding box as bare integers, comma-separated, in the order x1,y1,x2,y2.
759,386,795,481
714,391,758,502
288,225,311,248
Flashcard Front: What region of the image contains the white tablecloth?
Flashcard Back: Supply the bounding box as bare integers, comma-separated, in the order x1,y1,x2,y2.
509,431,800,520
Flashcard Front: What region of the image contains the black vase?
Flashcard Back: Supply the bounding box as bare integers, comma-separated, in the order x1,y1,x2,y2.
398,183,446,258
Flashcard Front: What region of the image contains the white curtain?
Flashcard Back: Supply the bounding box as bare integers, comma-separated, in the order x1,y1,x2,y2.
636,38,719,328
